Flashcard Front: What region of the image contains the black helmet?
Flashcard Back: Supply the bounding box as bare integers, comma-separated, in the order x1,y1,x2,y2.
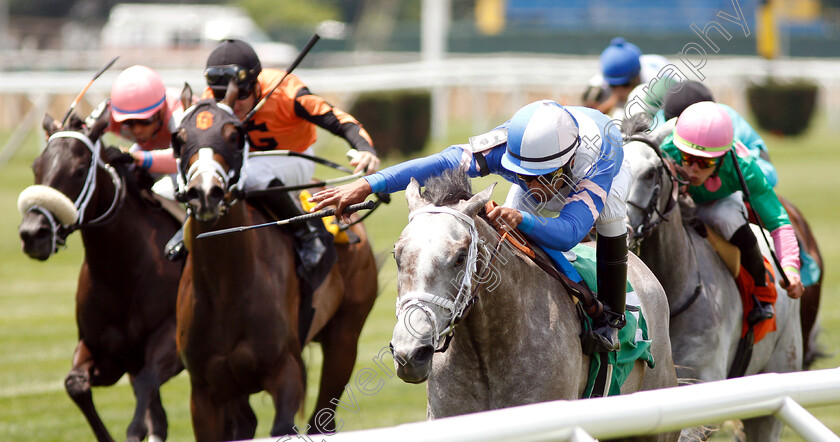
662,80,715,120
204,39,262,99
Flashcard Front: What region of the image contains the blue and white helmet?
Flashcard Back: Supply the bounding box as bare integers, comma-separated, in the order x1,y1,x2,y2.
501,100,580,176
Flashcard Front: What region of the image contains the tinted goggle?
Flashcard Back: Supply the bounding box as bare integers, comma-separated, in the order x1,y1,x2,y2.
680,151,720,169
122,113,159,128
205,65,254,100
516,167,563,184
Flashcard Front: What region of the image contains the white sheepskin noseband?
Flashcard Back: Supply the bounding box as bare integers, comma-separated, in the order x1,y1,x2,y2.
18,184,78,225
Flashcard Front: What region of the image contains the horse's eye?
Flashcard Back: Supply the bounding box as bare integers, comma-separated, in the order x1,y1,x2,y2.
71,166,87,181
455,253,466,267
643,169,655,181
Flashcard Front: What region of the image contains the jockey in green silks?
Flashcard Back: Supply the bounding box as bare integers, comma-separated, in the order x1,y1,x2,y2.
659,101,805,305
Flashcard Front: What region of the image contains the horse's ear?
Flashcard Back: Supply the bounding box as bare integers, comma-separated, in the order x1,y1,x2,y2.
171,127,186,159
181,82,193,110
462,182,497,218
42,113,60,136
223,79,238,109
86,104,111,142
406,178,428,213
67,113,85,130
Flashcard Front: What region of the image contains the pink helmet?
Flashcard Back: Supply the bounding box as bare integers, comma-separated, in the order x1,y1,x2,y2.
110,65,166,122
673,101,734,158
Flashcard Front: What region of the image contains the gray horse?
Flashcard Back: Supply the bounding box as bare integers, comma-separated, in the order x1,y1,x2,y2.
623,136,802,441
389,171,678,442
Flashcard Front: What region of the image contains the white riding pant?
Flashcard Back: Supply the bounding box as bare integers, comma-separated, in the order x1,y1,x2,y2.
240,147,316,191
504,156,632,238
695,191,749,240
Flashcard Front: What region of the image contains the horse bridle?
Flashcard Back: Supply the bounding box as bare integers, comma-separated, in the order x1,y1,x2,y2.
175,102,248,211
25,131,125,254
395,206,503,353
625,135,682,250
625,135,704,318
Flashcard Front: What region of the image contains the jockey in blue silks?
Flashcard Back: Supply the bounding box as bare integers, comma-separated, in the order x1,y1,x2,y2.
309,99,633,354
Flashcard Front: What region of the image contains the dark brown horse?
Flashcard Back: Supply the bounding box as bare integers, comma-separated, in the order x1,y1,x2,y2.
17,109,183,441
173,86,378,441
776,196,824,368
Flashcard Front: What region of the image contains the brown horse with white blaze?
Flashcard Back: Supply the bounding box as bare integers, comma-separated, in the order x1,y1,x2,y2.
173,84,377,441
17,109,183,442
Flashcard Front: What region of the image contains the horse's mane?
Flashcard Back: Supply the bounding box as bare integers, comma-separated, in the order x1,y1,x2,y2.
421,169,474,207
99,145,156,198
621,113,653,139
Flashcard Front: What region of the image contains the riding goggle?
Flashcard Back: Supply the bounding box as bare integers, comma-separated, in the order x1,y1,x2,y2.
205,65,255,100
680,151,720,169
517,167,563,184
122,113,160,128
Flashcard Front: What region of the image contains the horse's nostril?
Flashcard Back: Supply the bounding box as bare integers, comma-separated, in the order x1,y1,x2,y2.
207,186,225,205
19,224,49,242
411,345,434,364
185,187,200,202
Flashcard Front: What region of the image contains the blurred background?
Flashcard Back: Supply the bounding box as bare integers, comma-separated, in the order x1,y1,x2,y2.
0,0,839,160
1,1,839,441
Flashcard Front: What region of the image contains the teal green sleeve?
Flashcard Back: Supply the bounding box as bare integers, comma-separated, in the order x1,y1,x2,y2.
659,135,680,162
739,155,789,231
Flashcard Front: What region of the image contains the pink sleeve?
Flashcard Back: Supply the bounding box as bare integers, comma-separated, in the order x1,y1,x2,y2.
771,224,800,272
148,148,178,174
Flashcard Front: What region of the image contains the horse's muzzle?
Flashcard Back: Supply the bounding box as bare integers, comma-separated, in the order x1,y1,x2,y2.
392,342,434,384
185,176,226,223
19,213,54,261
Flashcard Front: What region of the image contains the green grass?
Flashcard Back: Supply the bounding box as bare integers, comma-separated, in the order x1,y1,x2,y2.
1,114,838,441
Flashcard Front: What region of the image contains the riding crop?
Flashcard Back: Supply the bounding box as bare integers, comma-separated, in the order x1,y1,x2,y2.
243,33,320,123
61,56,120,127
728,149,790,287
196,200,376,239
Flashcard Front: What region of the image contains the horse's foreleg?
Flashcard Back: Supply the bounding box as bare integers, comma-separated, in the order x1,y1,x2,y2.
266,353,306,437
65,340,117,442
127,321,182,442
307,306,371,435
189,383,227,442
145,393,167,442
226,395,257,441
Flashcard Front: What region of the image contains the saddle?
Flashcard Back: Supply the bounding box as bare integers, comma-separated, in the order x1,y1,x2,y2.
298,189,359,245
483,202,602,317
703,225,777,343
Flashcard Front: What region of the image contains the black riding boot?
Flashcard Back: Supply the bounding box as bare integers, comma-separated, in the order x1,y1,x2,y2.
730,224,774,324
582,233,628,355
253,180,337,286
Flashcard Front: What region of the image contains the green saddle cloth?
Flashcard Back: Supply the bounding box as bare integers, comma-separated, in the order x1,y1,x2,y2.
569,244,656,398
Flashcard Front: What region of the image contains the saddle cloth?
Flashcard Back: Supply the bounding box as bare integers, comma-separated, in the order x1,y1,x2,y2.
734,258,778,343
299,189,353,244
705,225,778,343
494,224,655,398
570,244,655,398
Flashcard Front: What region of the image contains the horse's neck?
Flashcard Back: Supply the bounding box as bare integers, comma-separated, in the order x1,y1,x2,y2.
188,201,294,298
190,201,256,262
639,205,707,302
79,174,157,263
456,223,581,367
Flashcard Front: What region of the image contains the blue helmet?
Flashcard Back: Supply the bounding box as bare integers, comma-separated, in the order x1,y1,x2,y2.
600,37,642,86
501,100,580,176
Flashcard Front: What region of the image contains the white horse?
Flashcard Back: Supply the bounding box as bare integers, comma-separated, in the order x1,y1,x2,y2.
389,171,678,442
623,135,802,441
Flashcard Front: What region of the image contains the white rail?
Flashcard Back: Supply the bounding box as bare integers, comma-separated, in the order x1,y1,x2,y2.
252,368,840,442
